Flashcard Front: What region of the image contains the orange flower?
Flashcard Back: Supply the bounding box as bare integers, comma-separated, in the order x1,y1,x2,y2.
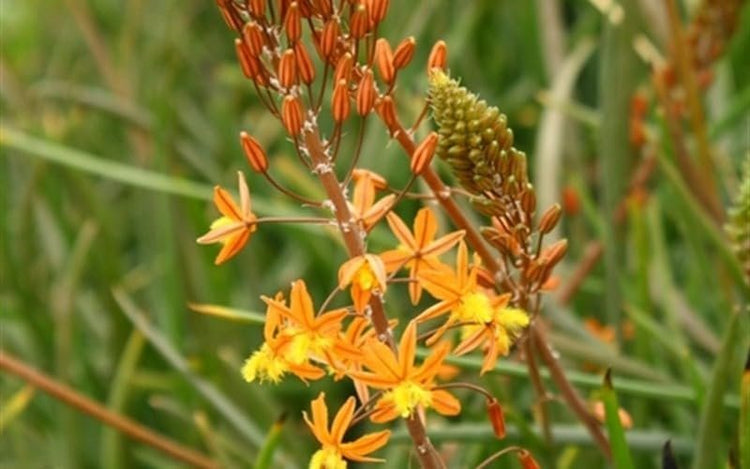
304,393,391,469
338,254,387,314
262,280,360,367
349,321,461,423
197,171,257,265
348,169,395,230
241,292,326,384
379,208,464,304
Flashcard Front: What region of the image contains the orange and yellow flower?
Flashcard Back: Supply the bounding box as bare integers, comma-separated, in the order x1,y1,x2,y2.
197,171,257,265
338,254,387,314
304,392,391,469
379,208,464,304
349,321,461,423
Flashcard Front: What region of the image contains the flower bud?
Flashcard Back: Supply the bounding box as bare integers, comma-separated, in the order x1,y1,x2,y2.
240,132,268,173
332,79,350,123
376,95,398,133
541,239,568,266
278,49,297,89
411,132,438,175
314,0,333,17
281,95,304,136
349,3,369,39
427,40,447,73
367,0,388,23
518,450,541,469
374,38,395,84
294,42,316,84
393,36,416,70
486,398,506,439
356,69,376,116
242,22,265,57
284,2,302,43
320,19,340,59
538,203,562,234
334,52,353,83
520,189,536,216
249,0,266,18
235,38,258,80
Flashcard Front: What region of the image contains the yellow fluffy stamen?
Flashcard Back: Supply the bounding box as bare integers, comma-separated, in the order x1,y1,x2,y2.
389,381,433,418
309,447,347,469
241,344,288,383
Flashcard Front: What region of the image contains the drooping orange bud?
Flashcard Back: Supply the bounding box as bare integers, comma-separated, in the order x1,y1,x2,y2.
367,0,388,23
411,131,438,175
393,36,416,70
281,95,304,136
334,52,353,83
332,79,350,123
235,38,256,79
242,22,265,57
284,2,302,43
356,69,376,115
240,132,269,173
427,40,447,73
320,19,340,59
215,2,236,30
485,398,506,439
249,0,266,18
518,450,541,469
294,42,315,84
349,3,370,39
541,239,568,266
376,95,398,133
521,189,536,216
374,38,395,84
538,203,562,234
278,49,297,89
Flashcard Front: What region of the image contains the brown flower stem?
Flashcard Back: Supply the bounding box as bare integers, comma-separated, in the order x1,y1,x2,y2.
0,350,218,469
381,113,611,458
557,241,604,305
531,326,612,459
302,127,442,469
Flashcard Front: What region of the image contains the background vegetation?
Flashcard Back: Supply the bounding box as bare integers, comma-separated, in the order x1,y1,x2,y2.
1,0,748,468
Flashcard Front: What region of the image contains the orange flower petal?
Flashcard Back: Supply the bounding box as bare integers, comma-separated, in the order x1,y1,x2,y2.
330,396,356,443
414,208,438,247
422,230,465,257
213,186,242,220
398,322,417,377
291,280,315,328
196,220,247,244
340,430,391,461
385,212,417,251
431,389,461,416
214,229,250,264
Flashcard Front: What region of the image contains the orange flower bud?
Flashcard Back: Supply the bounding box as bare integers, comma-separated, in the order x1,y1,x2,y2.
240,132,269,173
367,0,388,23
427,40,447,73
235,38,256,79
249,0,266,18
294,42,316,84
538,203,562,234
278,49,297,89
411,132,438,175
541,239,568,266
561,186,580,215
281,95,304,136
349,3,369,39
356,69,376,116
284,2,302,43
320,18,340,59
314,0,333,17
242,22,265,57
332,79,351,123
376,95,398,133
374,38,395,84
334,52,353,83
518,450,541,469
521,189,536,216
392,36,416,70
486,398,506,439
216,2,236,30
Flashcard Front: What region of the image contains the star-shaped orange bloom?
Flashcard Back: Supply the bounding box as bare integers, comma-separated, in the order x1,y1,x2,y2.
197,171,257,265
262,280,361,367
415,241,506,344
379,208,465,304
304,392,391,469
349,321,461,423
338,254,387,314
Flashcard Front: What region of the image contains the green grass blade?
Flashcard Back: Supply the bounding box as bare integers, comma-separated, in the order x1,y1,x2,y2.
602,369,635,469
692,312,741,469
253,414,287,469
0,126,212,200
0,385,36,432
740,349,750,469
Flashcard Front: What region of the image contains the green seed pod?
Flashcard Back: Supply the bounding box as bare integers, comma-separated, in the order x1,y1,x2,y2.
726,159,750,283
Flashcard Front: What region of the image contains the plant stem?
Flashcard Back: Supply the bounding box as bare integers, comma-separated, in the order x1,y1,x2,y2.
302,127,442,469
0,350,218,469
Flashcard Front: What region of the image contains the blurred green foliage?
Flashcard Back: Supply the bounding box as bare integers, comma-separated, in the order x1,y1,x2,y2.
1,0,748,468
